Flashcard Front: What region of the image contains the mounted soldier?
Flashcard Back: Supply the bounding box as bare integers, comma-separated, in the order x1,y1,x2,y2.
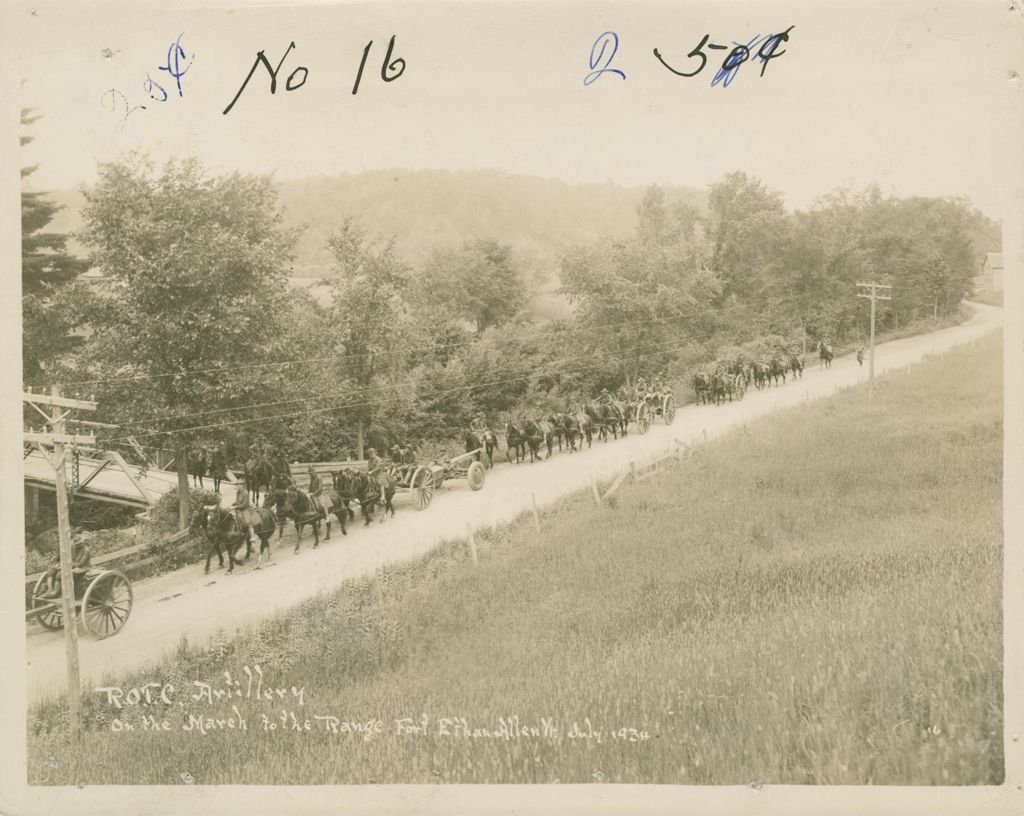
367,447,388,503
469,412,488,434
597,387,612,406
306,466,322,495
232,481,257,547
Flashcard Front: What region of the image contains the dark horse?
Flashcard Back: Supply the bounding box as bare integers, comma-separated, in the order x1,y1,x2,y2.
284,486,325,553
789,353,804,379
263,486,291,542
465,429,499,469
192,504,277,574
521,418,545,463
693,372,712,405
337,469,396,525
189,446,209,488
818,341,834,369
504,420,526,464
245,456,275,504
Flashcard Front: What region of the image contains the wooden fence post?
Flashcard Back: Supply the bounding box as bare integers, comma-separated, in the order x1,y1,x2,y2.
466,523,478,566
591,478,602,506
531,493,541,535
629,461,637,481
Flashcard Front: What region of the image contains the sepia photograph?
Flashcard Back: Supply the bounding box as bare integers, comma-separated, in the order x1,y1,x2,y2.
2,0,1022,812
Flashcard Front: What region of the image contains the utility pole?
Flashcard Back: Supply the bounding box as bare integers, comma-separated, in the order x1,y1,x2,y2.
23,385,97,742
856,282,893,401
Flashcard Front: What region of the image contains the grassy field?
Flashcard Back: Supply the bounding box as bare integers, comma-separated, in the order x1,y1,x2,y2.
28,334,1004,785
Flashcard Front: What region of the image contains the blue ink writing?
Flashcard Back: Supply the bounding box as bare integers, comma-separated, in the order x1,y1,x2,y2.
755,25,794,77
159,32,193,97
653,26,793,83
711,34,767,88
223,41,308,115
352,35,406,95
584,31,626,85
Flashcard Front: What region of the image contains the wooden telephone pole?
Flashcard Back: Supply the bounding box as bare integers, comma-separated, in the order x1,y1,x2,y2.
23,385,97,741
856,282,892,400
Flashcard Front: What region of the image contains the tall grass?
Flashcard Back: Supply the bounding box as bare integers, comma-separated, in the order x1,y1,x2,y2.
28,335,1003,785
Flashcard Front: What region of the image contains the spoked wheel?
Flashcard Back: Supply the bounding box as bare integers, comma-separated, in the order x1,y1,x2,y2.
664,398,676,424
637,405,650,434
410,466,435,510
31,574,64,630
81,570,133,639
467,461,486,491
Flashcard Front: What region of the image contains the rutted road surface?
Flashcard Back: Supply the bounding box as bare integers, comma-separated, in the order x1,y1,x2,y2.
25,304,1003,702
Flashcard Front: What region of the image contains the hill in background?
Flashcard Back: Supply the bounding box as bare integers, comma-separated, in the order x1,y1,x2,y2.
42,169,707,319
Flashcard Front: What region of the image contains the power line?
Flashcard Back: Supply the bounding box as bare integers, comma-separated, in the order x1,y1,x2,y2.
35,310,701,390
112,328,699,429
102,336,702,444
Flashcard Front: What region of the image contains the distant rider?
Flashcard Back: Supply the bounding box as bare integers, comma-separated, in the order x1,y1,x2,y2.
856,345,865,366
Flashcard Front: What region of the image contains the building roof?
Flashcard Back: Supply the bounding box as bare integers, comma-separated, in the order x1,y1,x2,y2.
985,252,1003,269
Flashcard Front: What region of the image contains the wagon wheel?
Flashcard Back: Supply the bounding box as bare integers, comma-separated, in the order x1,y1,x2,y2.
81,570,133,639
637,403,650,434
664,397,676,425
467,460,486,491
31,574,63,631
410,466,435,510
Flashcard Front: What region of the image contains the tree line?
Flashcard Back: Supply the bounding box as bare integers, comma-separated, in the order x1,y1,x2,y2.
24,140,998,495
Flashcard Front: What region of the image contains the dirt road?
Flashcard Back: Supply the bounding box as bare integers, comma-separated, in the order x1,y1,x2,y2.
24,304,1003,702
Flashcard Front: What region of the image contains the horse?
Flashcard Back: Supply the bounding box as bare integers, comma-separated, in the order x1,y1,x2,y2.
284,486,325,552
330,470,359,522
547,414,571,453
192,504,277,574
244,457,275,504
465,429,499,469
610,400,629,437
536,417,558,459
262,486,291,541
340,469,395,525
312,487,348,538
504,420,526,464
570,408,593,449
692,372,712,405
209,449,228,493
521,418,545,462
189,447,209,488
769,356,788,387
789,353,804,379
818,341,833,369
752,362,771,390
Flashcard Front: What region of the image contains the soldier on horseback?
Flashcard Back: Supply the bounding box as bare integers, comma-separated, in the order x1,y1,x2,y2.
307,467,322,494
470,412,488,434
597,387,612,406
367,447,387,503
232,481,257,548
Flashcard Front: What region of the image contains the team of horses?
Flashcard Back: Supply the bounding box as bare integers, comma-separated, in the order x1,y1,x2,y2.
693,352,805,406
190,462,403,573
191,339,840,574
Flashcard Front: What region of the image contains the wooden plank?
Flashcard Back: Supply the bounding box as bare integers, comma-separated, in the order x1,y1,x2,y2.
601,470,629,501
24,432,96,446
22,392,98,411
105,451,155,506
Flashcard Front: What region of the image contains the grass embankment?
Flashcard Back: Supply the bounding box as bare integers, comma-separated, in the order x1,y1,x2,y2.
29,335,1004,785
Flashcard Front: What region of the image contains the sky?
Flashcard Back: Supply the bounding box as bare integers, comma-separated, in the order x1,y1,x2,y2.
15,0,1024,221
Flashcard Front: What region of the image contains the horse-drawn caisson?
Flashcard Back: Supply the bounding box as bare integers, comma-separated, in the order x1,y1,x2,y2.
396,448,487,510
27,568,134,639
